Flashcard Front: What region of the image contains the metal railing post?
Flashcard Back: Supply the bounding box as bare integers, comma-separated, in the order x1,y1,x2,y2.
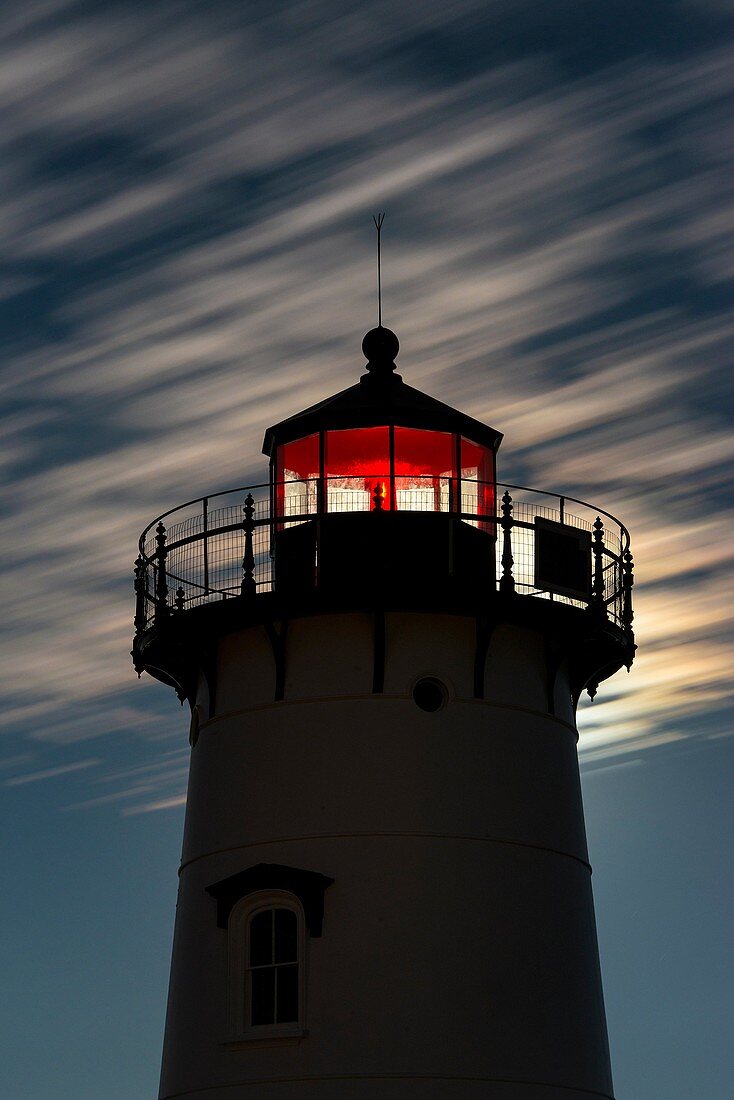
622,548,634,631
133,555,147,634
155,522,169,619
591,516,606,617
202,496,209,595
499,490,515,594
241,493,257,598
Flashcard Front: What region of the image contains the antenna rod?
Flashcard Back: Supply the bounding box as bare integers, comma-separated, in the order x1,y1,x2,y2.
373,212,385,327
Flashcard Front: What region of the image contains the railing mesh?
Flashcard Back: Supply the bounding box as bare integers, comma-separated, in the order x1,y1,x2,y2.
137,479,630,631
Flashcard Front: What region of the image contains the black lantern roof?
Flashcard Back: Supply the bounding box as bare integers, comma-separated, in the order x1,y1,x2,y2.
262,326,503,457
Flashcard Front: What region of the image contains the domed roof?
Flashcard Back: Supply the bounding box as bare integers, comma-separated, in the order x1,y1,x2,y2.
262,328,502,456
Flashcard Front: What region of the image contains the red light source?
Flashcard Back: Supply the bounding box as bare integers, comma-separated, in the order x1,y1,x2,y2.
325,427,390,512
372,482,387,510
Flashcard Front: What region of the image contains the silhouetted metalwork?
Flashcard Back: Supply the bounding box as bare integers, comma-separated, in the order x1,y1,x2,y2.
133,555,147,635
372,212,386,327
202,496,210,595
133,478,632,639
240,493,256,598
591,516,605,612
155,522,168,620
622,547,635,646
499,490,515,594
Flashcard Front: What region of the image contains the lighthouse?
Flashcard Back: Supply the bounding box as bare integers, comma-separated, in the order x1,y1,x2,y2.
133,311,635,1099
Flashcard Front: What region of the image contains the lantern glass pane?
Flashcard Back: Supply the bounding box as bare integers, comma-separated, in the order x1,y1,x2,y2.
325,427,390,511
278,434,319,482
460,438,495,523
394,427,454,512
276,434,319,520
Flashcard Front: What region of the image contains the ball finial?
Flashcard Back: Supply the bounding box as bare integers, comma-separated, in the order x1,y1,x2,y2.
362,326,399,374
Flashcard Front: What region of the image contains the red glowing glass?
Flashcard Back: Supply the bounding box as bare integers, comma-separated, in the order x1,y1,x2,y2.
393,427,454,478
325,427,390,511
324,427,390,478
278,434,319,482
460,437,495,522
275,434,320,522
274,426,496,522
394,427,455,512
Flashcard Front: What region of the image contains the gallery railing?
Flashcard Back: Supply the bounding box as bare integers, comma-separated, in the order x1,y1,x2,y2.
134,478,633,635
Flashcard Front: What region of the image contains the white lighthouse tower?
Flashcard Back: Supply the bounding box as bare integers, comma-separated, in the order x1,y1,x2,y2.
133,314,635,1100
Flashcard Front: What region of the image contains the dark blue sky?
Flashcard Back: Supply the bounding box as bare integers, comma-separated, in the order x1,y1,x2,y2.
0,2,732,1097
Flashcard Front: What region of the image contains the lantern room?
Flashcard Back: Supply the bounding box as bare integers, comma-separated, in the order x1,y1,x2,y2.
273,426,495,519
262,326,502,597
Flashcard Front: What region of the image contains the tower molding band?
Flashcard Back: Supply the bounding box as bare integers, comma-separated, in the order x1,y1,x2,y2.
196,697,579,738
160,1074,615,1099
178,831,593,876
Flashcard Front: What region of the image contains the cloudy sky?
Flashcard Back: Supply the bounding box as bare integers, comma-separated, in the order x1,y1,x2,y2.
0,2,732,1097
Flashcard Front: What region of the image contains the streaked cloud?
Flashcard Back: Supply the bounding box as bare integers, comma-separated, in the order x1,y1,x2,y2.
0,1,732,806
4,758,100,785
121,794,187,816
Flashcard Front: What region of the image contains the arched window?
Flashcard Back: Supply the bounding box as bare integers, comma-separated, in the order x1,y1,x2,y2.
227,891,306,1039
247,905,299,1026
206,862,333,1042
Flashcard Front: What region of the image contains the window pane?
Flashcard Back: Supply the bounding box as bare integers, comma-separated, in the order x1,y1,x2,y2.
325,427,390,511
460,438,495,523
282,479,318,520
325,426,390,479
274,909,297,964
250,967,276,1025
393,428,454,512
249,910,273,967
276,435,320,527
460,438,493,483
278,434,320,482
276,964,299,1023
393,428,454,478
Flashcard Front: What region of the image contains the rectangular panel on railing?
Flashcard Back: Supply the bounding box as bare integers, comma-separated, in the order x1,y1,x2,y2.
534,517,592,600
